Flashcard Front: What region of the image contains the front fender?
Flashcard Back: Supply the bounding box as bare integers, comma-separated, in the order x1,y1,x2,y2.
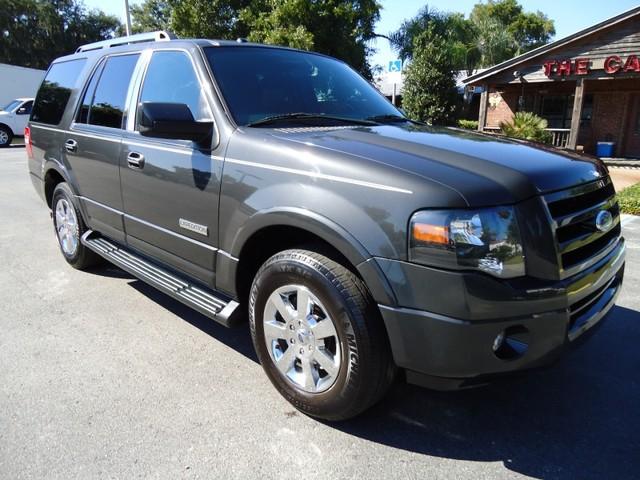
217,206,397,306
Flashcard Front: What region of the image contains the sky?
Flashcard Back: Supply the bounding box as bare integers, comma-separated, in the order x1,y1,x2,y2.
86,0,640,69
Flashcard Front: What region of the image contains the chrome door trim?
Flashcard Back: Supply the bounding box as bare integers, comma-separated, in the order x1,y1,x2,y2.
77,195,219,252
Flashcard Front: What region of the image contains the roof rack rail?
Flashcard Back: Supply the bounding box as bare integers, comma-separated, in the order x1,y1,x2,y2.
75,31,176,53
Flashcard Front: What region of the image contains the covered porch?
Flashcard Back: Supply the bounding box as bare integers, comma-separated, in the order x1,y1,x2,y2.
476,77,640,158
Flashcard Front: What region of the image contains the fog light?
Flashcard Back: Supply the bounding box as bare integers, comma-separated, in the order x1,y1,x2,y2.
492,325,530,360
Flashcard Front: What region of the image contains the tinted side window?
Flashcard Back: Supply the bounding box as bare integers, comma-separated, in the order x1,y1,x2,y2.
77,61,105,124
89,54,139,129
31,59,87,125
139,51,210,122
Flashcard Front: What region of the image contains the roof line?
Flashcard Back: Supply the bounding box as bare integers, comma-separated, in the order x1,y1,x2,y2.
463,5,640,85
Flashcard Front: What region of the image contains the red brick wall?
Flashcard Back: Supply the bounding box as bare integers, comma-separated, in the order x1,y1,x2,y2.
589,92,629,156
485,89,518,127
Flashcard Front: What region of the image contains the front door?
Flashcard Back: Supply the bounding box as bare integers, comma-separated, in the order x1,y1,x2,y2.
625,93,640,158
120,49,223,286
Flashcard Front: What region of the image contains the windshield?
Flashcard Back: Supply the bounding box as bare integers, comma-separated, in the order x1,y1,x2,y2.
204,46,402,126
1,100,22,112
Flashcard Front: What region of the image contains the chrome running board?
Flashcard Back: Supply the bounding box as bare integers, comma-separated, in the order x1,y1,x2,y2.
81,230,239,326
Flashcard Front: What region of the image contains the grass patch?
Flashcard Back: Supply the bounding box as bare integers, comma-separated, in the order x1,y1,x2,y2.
618,182,640,215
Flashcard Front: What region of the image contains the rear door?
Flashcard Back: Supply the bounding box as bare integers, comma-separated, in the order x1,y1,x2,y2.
120,49,223,286
66,53,141,242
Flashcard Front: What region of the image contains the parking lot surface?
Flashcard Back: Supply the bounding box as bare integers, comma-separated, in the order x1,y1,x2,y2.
1,147,639,479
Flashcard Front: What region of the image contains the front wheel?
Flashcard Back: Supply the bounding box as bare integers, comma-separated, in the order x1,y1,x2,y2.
249,249,395,421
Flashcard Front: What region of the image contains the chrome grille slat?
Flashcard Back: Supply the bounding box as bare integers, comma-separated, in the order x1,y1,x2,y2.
559,215,620,254
554,195,618,228
543,177,622,278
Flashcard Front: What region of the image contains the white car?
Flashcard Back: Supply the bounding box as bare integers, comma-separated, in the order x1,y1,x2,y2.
0,98,34,147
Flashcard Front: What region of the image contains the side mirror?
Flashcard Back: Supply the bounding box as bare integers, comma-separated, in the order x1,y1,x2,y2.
138,102,213,145
16,107,28,115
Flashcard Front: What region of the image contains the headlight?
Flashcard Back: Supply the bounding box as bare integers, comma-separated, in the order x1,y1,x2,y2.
409,207,525,278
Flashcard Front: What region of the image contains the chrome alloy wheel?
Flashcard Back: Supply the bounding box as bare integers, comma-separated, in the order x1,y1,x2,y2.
0,130,9,145
55,198,79,256
263,285,341,393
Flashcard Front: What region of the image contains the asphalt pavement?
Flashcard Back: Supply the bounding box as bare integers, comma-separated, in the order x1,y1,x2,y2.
1,147,639,479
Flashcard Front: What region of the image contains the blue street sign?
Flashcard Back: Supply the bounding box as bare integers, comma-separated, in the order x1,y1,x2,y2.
388,60,402,73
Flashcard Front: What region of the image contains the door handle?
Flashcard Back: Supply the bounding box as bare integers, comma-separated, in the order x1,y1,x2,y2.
127,151,145,169
65,139,78,153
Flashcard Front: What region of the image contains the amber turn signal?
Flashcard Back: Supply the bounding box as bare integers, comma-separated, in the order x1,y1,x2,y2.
412,223,449,245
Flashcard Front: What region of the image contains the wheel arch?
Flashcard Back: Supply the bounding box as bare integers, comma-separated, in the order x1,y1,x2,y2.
221,207,397,308
0,122,14,137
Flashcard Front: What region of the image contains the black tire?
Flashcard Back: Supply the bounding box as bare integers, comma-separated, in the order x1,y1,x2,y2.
249,249,395,421
0,126,13,147
51,182,101,269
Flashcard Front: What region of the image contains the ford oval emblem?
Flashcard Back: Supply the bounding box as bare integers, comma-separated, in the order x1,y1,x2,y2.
595,210,613,232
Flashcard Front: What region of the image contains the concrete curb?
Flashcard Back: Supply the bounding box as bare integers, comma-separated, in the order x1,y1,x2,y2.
603,159,640,169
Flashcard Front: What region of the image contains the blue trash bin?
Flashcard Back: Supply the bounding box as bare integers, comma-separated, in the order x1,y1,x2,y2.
596,142,615,158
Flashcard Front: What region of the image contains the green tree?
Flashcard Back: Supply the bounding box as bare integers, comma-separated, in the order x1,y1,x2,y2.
240,0,381,78
129,0,171,33
0,0,121,69
401,31,458,125
390,1,555,72
128,0,380,78
470,0,555,57
389,6,480,74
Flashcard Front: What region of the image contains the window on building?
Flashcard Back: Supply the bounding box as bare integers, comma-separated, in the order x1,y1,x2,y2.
516,94,535,113
138,51,211,123
31,59,87,125
539,94,573,129
580,94,594,127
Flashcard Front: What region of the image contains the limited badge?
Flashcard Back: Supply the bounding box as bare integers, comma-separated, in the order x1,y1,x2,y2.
179,218,208,236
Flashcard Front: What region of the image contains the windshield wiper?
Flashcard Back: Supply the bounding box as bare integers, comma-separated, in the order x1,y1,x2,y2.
365,114,410,124
246,113,377,127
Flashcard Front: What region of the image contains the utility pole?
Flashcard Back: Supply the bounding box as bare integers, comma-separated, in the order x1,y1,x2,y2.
123,0,132,36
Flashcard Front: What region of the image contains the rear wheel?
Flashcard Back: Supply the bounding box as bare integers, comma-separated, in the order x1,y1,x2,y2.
52,182,101,269
0,126,12,147
249,249,395,421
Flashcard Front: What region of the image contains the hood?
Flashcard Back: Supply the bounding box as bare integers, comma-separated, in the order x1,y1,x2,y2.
0,111,9,116
269,124,607,206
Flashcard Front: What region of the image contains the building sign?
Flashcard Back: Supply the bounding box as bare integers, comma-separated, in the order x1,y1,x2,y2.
543,55,640,77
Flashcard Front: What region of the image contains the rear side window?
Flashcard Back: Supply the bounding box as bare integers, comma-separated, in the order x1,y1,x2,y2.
138,51,211,122
77,54,139,129
31,59,87,125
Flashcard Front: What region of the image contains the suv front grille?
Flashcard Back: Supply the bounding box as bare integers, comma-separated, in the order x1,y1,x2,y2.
544,176,621,278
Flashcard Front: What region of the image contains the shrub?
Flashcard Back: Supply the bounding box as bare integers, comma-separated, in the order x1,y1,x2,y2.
618,182,640,215
458,119,479,130
499,112,552,144
402,32,458,125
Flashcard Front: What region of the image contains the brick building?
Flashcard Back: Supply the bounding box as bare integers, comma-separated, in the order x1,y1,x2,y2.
464,6,640,158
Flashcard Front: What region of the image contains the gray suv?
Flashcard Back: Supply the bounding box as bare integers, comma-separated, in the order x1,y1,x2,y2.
27,31,625,420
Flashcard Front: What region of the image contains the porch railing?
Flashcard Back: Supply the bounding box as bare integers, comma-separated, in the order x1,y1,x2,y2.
547,129,571,149
481,127,572,149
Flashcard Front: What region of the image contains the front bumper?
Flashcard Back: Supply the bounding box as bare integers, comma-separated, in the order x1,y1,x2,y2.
376,237,626,388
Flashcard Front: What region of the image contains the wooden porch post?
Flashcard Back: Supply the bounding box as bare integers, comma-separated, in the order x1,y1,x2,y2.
478,83,489,131
568,78,585,150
